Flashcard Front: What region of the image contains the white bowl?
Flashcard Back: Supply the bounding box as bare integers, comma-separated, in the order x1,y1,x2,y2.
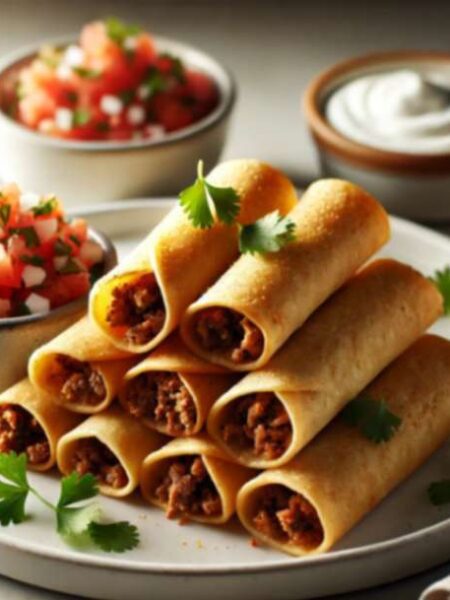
0,227,116,392
303,51,450,223
0,36,236,206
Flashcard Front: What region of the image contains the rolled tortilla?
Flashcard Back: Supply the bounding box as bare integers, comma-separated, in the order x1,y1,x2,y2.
237,334,450,556
29,316,136,414
118,333,238,437
181,179,390,371
140,434,254,524
207,259,443,469
89,160,297,354
57,406,165,497
0,379,80,472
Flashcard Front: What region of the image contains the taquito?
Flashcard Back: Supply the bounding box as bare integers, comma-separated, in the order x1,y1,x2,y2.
119,333,238,437
0,379,80,472
89,159,297,353
207,259,443,469
140,434,254,524
181,179,390,371
237,334,450,556
57,406,165,497
29,316,136,414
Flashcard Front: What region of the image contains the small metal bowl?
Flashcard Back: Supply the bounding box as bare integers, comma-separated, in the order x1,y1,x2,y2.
0,227,117,392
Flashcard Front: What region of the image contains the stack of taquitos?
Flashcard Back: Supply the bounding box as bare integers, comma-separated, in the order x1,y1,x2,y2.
89,159,298,354
237,335,450,555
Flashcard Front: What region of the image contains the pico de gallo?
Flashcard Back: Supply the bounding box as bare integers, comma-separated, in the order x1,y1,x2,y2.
0,183,104,318
3,18,219,142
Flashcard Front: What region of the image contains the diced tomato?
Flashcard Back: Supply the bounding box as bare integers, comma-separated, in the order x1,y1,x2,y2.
0,254,23,288
41,272,90,308
152,96,194,131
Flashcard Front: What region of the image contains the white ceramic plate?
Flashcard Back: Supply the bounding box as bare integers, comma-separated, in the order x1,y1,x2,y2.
0,199,448,600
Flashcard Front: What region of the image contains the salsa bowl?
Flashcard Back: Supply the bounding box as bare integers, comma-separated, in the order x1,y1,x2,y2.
0,226,116,392
0,36,235,206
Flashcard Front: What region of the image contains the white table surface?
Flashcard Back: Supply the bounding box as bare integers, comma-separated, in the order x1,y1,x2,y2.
0,1,449,598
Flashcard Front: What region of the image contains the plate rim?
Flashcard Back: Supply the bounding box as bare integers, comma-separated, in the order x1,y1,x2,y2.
2,198,447,576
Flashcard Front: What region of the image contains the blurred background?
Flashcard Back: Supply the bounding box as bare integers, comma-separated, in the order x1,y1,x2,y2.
3,0,450,188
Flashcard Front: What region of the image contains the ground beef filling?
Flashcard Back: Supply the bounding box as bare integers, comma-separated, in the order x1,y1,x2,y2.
221,392,291,460
0,404,50,465
123,371,196,435
106,273,165,346
71,438,128,489
54,355,106,406
154,456,222,519
193,307,264,364
253,485,324,550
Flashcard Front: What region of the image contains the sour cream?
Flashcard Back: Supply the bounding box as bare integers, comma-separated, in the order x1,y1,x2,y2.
326,69,450,154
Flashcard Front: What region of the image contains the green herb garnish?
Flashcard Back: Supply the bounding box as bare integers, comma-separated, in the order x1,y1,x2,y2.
10,227,39,248
160,52,186,83
428,479,450,506
14,303,31,317
20,255,45,267
0,453,139,553
118,89,135,106
72,109,91,128
54,238,73,256
69,234,81,247
179,160,240,229
239,211,296,255
59,258,82,275
32,197,57,217
342,394,402,443
430,266,450,315
0,204,11,226
105,17,141,46
141,67,167,97
72,67,101,80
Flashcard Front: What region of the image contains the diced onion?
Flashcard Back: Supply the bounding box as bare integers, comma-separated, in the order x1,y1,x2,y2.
34,218,58,243
100,95,123,116
64,45,85,67
53,256,68,271
79,240,103,265
127,105,146,126
25,293,50,315
55,108,73,131
20,192,41,210
0,244,7,261
145,124,165,141
22,265,46,288
123,37,138,51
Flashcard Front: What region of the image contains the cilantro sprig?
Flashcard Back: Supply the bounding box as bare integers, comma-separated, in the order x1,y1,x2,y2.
32,196,58,217
179,161,296,254
0,452,139,554
430,266,450,315
428,479,450,506
105,17,141,46
342,394,402,443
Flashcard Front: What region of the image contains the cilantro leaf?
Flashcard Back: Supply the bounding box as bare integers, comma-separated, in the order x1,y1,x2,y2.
21,255,45,267
428,480,450,506
342,394,402,443
179,178,213,228
0,204,11,226
204,182,240,225
142,67,167,97
72,67,101,80
0,453,29,525
58,473,98,508
54,238,73,256
239,211,296,254
160,52,186,83
59,258,82,275
32,197,57,216
0,452,28,487
72,109,91,128
430,266,450,315
88,521,139,553
105,17,141,46
10,227,39,248
179,160,241,229
57,504,102,543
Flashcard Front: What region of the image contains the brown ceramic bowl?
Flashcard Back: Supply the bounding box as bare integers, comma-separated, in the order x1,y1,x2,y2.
303,51,450,222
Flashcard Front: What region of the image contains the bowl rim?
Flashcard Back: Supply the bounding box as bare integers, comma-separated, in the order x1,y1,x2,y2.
303,49,450,175
0,226,117,327
0,33,236,153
